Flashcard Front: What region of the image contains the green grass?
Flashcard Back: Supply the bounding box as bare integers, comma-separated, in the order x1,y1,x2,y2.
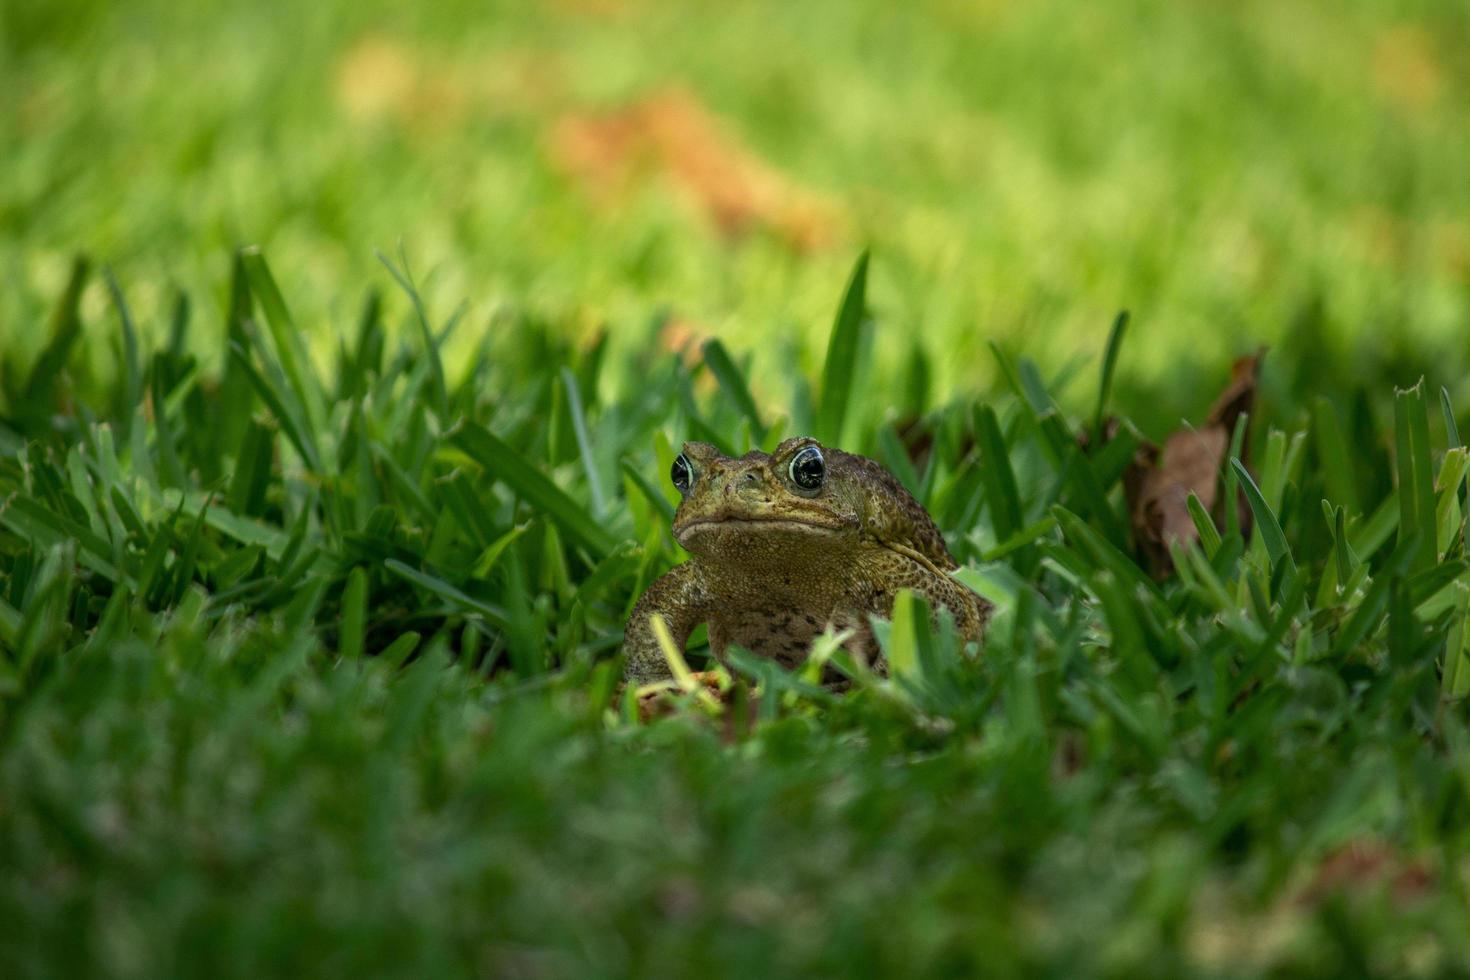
2,249,1470,976
6,0,1470,974
5,0,1470,426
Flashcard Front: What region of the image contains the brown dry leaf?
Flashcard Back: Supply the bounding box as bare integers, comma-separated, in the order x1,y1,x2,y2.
1125,351,1264,577
549,88,839,252
1295,840,1435,906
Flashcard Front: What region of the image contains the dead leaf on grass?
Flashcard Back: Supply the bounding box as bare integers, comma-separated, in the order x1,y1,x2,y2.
1123,350,1264,576
1296,839,1435,906
549,88,839,252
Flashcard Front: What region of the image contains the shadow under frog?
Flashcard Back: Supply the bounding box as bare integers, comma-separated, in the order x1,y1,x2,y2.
624,436,991,684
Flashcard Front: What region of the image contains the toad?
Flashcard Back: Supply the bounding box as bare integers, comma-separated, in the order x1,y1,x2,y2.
625,437,991,683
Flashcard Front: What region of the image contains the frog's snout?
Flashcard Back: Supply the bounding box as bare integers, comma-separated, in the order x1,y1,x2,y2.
723,469,768,502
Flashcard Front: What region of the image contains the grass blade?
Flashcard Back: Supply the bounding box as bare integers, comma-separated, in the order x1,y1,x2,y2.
228,342,321,471
1444,583,1470,700
1436,448,1468,559
815,250,869,445
1231,457,1296,579
103,268,144,431
1092,309,1129,443
21,256,89,419
1444,386,1463,450
875,424,922,497
974,404,1024,541
239,247,327,437
339,566,368,660
376,247,449,418
450,420,617,559
560,367,607,517
1312,397,1358,516
621,459,676,525
384,559,511,630
702,339,766,442
1221,413,1249,542
1186,491,1222,558
1395,381,1438,575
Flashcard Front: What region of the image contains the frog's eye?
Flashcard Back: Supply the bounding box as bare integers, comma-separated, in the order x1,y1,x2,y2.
788,445,825,491
671,453,694,494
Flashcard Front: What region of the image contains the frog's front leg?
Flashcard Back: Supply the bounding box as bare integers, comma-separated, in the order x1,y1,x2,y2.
624,562,710,684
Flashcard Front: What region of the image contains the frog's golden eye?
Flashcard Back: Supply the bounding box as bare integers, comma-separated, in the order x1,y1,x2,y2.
788,445,825,491
671,453,694,494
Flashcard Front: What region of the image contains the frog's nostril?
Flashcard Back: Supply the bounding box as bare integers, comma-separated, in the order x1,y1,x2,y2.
740,472,761,488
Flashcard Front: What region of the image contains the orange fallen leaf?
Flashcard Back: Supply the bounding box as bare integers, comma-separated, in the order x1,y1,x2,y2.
549,88,839,252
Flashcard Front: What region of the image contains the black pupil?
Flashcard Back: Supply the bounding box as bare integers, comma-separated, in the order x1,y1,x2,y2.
672,455,692,492
791,448,824,490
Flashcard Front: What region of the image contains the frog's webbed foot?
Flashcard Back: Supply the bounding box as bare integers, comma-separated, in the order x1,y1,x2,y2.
634,670,731,721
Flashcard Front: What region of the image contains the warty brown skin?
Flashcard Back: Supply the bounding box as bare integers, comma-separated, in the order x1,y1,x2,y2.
624,436,992,684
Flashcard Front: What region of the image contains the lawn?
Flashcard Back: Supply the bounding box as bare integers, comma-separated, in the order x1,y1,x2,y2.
4,0,1470,976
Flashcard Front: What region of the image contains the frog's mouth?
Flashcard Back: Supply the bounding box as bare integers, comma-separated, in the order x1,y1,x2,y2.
674,513,856,550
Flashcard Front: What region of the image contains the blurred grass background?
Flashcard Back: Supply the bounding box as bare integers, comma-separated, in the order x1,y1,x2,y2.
8,4,1470,974
5,0,1469,426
